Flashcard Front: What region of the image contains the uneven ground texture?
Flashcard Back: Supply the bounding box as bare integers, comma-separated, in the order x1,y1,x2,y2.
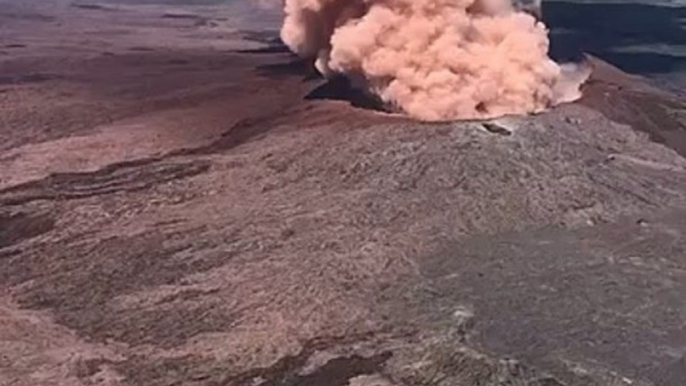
1,1,686,386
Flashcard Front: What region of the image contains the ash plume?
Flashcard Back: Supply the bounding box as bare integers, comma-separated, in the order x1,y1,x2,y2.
270,0,590,121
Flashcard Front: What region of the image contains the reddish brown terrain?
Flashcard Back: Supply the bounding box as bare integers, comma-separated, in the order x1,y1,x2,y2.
1,1,685,386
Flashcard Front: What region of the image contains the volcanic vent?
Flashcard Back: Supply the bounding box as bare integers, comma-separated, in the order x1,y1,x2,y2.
271,0,590,121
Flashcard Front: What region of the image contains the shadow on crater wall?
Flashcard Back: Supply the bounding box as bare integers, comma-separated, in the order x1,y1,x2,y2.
244,42,390,114
305,76,390,113
546,1,686,76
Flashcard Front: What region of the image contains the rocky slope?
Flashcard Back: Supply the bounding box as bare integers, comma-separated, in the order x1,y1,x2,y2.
1,1,685,386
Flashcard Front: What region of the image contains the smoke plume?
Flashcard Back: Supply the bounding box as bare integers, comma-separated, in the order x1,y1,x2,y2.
275,0,589,121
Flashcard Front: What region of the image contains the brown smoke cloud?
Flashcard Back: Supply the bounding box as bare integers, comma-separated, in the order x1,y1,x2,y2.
275,0,590,121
